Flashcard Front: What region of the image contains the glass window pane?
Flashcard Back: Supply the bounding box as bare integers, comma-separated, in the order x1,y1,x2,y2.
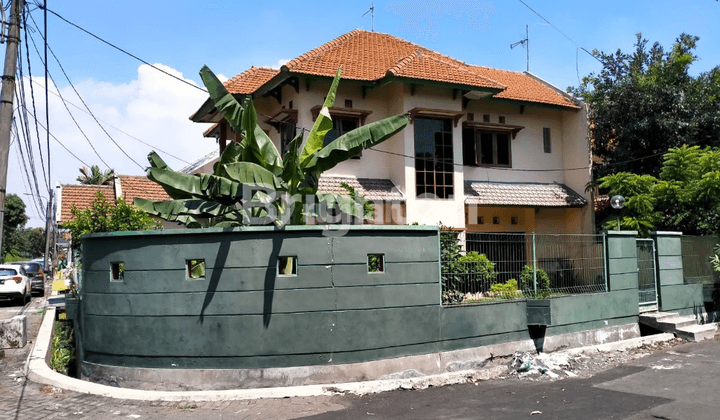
341,118,359,134
480,133,494,164
497,134,510,165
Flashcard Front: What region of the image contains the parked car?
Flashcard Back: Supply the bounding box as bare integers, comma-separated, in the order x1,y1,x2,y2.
0,264,31,304
18,261,44,296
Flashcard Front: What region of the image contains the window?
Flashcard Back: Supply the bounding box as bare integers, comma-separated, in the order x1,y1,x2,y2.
280,118,296,156
368,254,385,273
111,262,125,281
414,118,454,198
187,259,205,280
463,129,511,167
324,116,361,159
543,127,551,153
278,256,297,276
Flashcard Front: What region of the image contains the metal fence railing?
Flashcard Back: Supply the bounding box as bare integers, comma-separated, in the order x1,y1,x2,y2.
442,232,607,305
681,235,718,285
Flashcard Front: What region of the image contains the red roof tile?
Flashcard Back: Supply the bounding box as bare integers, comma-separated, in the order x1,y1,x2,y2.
223,29,578,109
59,184,113,223
118,175,171,203
223,67,279,95
467,65,578,108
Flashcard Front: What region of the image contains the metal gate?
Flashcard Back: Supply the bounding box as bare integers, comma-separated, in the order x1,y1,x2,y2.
637,239,658,312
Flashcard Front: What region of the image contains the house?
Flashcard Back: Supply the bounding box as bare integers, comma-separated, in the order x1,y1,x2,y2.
56,175,174,228
189,29,593,234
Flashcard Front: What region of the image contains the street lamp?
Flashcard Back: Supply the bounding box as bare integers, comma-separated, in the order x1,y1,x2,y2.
610,195,625,231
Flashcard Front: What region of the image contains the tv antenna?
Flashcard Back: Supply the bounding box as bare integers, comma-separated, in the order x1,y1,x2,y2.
362,2,375,32
511,25,529,72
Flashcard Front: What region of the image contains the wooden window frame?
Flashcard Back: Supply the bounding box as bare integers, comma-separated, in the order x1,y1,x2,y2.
414,117,454,199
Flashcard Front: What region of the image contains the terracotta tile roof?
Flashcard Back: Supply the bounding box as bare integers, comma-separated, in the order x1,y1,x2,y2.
318,175,405,202
223,66,279,95
223,29,578,108
59,184,113,223
468,65,579,108
464,182,586,207
118,175,171,203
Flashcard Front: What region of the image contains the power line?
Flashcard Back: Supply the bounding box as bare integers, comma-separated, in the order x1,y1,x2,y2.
517,0,601,63
22,104,91,167
12,118,44,217
37,4,207,93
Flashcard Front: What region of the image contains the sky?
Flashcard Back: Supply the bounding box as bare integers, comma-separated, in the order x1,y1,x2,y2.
5,0,720,227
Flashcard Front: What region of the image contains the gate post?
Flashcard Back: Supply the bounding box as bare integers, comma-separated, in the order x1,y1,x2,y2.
650,231,697,313
604,230,639,298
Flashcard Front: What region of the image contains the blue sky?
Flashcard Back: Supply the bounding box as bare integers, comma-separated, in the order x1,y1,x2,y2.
8,0,720,226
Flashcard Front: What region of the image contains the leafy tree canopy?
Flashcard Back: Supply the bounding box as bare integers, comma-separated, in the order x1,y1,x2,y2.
1,194,29,259
599,145,720,236
77,165,115,185
63,191,160,250
572,33,720,178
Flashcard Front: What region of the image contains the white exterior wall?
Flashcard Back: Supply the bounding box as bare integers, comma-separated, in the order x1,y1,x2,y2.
561,105,594,233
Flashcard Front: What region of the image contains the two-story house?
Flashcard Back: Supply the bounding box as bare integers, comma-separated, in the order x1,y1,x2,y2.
189,29,592,235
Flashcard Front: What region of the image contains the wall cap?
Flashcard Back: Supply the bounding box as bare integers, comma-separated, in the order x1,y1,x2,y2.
601,230,638,236
82,224,440,239
650,231,683,237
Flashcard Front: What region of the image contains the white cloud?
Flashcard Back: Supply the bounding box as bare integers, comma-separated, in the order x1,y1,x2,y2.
266,58,290,70
7,63,217,227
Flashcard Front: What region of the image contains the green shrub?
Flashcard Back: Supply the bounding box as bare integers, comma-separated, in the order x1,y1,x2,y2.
519,265,551,295
458,251,497,280
490,279,518,293
50,320,75,376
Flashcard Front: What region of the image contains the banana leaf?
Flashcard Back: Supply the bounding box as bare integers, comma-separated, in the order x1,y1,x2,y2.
304,114,409,174
316,193,366,220
299,66,342,167
212,142,245,175
199,66,283,175
148,166,242,202
133,198,247,225
221,161,283,191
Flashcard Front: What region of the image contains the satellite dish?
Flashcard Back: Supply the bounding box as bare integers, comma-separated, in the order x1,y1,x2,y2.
610,195,625,210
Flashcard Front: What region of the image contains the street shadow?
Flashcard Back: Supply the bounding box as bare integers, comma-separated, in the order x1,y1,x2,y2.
263,233,284,329
198,236,232,325
528,325,546,353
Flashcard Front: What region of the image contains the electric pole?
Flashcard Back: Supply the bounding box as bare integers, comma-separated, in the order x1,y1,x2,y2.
0,0,23,256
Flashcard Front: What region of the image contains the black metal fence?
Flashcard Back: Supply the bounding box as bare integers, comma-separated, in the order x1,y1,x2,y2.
681,235,718,285
442,232,607,305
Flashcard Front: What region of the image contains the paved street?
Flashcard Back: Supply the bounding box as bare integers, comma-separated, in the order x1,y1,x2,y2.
2,289,719,419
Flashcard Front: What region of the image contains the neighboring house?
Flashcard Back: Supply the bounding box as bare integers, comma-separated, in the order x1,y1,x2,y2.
56,175,176,229
189,29,593,234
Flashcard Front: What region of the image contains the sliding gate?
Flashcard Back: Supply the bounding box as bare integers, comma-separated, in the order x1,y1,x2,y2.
636,239,658,312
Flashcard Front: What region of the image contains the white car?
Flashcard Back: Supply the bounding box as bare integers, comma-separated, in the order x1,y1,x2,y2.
0,264,31,305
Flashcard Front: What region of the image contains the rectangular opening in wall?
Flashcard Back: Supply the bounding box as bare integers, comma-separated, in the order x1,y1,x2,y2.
543,127,552,153
110,262,124,282
368,254,385,273
187,259,206,280
278,256,297,276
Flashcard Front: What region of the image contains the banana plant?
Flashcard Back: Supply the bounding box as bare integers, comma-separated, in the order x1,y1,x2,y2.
134,65,409,227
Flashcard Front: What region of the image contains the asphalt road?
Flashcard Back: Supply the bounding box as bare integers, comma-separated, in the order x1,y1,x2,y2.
300,336,720,420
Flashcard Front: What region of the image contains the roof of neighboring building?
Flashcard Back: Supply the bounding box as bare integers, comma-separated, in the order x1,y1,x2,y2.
223,66,280,95
222,29,577,109
464,182,587,207
117,175,171,203
58,184,113,223
317,175,405,202
180,149,219,174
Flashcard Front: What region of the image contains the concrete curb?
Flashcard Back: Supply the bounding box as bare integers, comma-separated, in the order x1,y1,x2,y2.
25,307,679,402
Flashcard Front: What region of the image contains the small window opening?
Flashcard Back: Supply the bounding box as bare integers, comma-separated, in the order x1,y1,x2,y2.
543,127,552,153
278,256,297,276
493,216,500,225
288,100,293,109
499,116,505,124
111,262,124,281
477,216,485,224
467,112,474,121
345,99,353,108
368,254,385,273
483,114,490,123
511,216,519,225
187,259,206,279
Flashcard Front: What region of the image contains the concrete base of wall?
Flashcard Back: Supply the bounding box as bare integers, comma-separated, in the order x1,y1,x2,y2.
81,322,640,391
0,315,26,349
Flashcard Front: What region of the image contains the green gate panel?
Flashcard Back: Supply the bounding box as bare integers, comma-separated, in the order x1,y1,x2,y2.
608,272,639,291
660,283,703,312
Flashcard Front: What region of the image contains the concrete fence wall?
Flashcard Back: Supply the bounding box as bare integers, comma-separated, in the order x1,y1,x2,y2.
68,226,706,385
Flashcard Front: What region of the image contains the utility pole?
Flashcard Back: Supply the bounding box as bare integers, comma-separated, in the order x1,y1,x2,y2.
0,0,23,255
43,191,52,278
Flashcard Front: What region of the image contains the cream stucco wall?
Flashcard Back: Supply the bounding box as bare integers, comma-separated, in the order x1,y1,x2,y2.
199,75,592,233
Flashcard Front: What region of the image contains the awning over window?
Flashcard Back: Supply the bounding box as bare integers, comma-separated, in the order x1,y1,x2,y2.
464,181,586,207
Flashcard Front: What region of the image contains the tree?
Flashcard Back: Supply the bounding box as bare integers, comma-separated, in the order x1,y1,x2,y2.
1,194,29,260
63,191,160,251
135,66,409,227
76,165,115,185
572,33,720,178
599,145,720,236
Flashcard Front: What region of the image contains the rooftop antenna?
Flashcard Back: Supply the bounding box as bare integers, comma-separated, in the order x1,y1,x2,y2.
362,2,375,32
510,24,529,72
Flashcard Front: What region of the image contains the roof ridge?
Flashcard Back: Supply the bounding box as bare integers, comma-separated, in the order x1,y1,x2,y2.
422,54,507,90
388,51,422,75
223,66,279,88
60,183,112,188
466,63,525,75
285,29,363,70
